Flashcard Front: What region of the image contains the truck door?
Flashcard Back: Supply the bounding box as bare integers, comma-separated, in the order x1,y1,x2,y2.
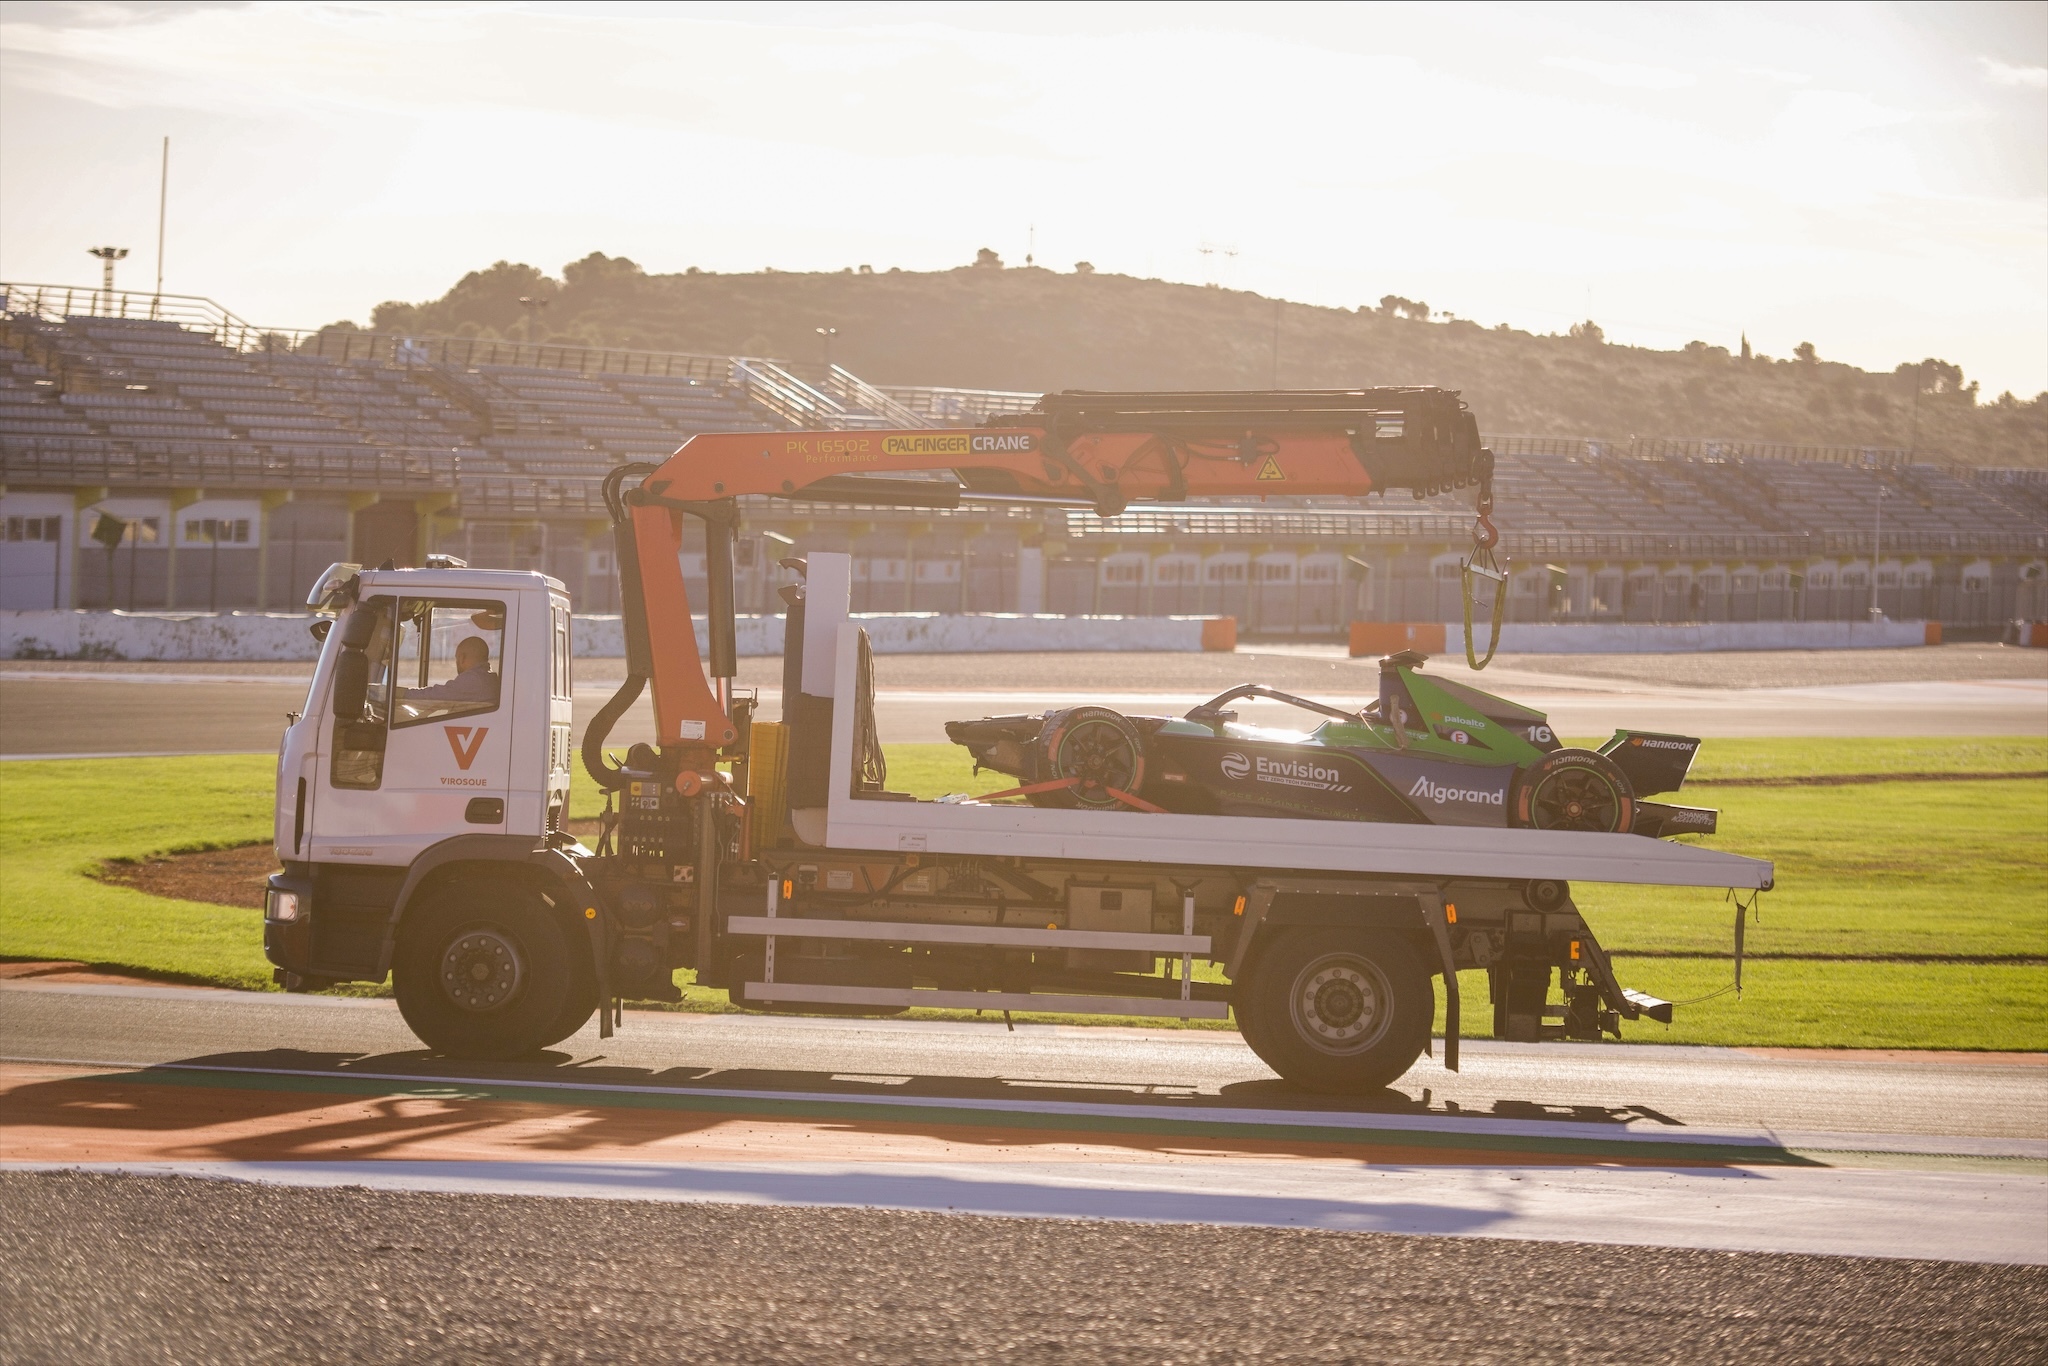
309,594,513,863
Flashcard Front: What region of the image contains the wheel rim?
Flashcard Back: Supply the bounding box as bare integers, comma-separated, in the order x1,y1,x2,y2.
1531,767,1621,832
1054,718,1139,805
1289,953,1394,1056
439,927,526,1013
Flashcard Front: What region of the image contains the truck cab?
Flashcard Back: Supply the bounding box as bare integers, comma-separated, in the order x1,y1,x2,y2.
266,564,575,998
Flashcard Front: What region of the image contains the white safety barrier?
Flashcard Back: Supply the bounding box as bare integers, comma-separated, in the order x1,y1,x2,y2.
0,609,1233,661
0,610,325,662
1443,618,1939,654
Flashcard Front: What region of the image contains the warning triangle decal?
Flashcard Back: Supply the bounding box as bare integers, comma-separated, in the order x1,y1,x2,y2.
1255,455,1285,481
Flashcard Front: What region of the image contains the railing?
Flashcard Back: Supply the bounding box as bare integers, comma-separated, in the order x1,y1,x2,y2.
825,365,933,429
1497,529,2047,560
0,438,459,490
301,331,739,382
0,282,268,350
881,384,1043,425
1485,432,1915,468
731,358,832,428
1062,508,1479,542
1051,506,2045,558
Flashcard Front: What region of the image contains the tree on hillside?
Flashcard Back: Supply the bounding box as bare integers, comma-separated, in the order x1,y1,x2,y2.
974,248,1003,268
1794,341,1817,363
1570,319,1605,344
374,260,555,338
1378,295,1430,320
1898,358,1976,402
1073,261,1095,274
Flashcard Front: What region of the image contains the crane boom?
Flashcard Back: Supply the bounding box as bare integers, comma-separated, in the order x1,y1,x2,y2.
594,388,1495,779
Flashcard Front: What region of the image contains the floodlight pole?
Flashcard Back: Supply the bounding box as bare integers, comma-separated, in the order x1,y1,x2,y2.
518,296,550,344
87,246,129,314
153,137,169,318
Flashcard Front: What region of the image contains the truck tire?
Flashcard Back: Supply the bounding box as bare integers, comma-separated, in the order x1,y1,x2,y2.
393,878,576,1059
1238,927,1432,1094
540,937,600,1049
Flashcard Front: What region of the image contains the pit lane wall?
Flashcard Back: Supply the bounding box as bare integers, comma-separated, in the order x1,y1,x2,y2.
1349,619,1943,657
0,610,1237,662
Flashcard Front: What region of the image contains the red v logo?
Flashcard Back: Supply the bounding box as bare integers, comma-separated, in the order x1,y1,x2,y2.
445,726,489,770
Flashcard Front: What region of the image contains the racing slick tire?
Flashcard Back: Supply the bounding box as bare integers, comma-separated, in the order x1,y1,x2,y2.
394,876,579,1059
1511,748,1636,834
1030,706,1148,810
1239,927,1433,1094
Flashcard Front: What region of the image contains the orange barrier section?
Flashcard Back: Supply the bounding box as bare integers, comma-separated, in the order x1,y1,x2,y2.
1926,622,1944,646
1200,617,1238,652
2025,623,2046,648
1348,622,1446,658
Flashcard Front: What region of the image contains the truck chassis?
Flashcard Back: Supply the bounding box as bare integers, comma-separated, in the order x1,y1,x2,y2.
268,549,1769,1094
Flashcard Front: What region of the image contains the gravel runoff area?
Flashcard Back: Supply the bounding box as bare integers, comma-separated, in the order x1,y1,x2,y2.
6,643,2045,692
2,1173,2042,1365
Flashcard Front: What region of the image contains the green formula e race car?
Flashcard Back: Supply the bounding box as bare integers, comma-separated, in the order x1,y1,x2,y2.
945,650,1717,838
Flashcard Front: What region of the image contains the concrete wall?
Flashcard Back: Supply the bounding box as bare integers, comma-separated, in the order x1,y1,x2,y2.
1441,619,1939,655
1,610,1230,661
1,610,328,662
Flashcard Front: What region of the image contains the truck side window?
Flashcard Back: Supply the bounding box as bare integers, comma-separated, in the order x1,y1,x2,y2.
553,604,571,700
391,598,507,728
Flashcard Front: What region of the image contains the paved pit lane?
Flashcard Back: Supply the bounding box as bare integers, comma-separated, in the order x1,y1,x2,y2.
4,983,2042,1268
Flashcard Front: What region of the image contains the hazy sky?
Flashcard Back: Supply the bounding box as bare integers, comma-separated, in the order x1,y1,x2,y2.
2,1,2044,394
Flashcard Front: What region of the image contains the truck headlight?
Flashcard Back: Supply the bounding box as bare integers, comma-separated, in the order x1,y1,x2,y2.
265,889,303,922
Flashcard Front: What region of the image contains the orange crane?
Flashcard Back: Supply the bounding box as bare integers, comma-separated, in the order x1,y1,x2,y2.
586,389,1499,791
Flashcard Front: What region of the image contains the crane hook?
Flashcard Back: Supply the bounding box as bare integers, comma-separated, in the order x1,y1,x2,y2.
1462,473,1506,669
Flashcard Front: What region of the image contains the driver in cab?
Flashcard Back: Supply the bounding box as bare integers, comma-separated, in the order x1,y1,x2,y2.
405,635,499,707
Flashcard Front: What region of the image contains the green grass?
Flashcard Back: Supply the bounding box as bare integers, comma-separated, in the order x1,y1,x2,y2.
0,756,277,990
2,740,2043,1049
1679,737,2048,783
1430,960,2048,1052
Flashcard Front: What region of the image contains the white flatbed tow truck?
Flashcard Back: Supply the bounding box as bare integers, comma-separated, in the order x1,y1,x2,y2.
266,391,1771,1092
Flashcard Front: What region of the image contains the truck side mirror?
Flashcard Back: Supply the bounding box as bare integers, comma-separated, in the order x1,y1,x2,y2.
333,650,369,720
339,601,386,650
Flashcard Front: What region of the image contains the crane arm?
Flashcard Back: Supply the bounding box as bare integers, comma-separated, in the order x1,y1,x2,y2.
592,389,1495,781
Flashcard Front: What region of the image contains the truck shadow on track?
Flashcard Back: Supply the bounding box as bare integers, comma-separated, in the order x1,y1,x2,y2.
2,1049,1802,1171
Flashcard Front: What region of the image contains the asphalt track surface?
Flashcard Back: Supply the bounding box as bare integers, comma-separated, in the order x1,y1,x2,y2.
5,1172,2043,1365
3,645,2045,757
4,983,2043,1256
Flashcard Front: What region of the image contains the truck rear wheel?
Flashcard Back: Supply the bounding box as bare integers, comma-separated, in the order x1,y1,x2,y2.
1239,927,1432,1094
394,879,577,1059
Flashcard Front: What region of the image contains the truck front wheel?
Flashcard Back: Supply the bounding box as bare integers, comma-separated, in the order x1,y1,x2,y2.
1239,927,1432,1094
394,879,577,1059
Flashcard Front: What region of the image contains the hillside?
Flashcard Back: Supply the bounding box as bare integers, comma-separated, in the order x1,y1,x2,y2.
358,254,2048,468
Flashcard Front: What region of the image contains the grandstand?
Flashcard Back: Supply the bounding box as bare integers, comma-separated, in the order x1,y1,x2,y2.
1,283,2042,632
